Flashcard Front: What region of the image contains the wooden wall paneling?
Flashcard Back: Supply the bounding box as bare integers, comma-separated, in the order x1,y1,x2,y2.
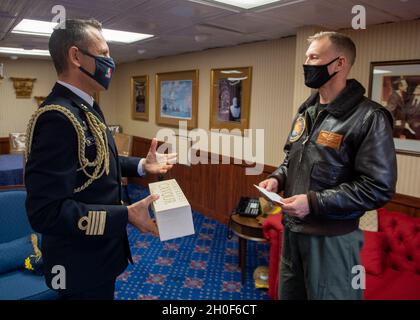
384,193,420,218
128,136,276,224
0,137,10,154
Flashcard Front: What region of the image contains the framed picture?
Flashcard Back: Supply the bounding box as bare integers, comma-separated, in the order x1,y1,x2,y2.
210,67,252,133
155,70,198,129
368,60,420,156
131,75,149,121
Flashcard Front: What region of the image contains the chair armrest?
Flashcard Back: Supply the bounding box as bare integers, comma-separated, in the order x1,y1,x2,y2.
262,214,283,300
262,214,283,239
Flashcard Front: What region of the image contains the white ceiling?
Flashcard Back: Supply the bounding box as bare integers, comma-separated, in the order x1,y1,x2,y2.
0,0,419,63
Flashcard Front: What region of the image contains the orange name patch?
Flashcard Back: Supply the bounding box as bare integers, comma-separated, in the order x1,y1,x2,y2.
316,130,343,149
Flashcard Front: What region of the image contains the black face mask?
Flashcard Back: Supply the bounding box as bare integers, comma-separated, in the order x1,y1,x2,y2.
303,57,340,89
77,48,115,90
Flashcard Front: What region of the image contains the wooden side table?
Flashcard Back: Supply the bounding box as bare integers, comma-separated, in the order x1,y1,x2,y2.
229,213,267,284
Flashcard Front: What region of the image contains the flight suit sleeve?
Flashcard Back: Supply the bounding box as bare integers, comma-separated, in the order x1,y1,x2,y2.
25,111,128,238
307,109,397,219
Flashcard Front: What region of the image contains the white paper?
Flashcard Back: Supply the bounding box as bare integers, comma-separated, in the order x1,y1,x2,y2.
254,184,285,205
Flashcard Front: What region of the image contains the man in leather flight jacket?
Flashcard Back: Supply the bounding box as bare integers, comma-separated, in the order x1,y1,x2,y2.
259,32,397,300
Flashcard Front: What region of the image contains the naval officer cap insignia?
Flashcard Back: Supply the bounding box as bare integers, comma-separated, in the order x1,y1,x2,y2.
80,103,89,111
78,211,106,235
289,115,306,142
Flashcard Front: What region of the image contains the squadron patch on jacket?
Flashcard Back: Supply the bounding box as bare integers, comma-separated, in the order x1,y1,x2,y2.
289,115,306,143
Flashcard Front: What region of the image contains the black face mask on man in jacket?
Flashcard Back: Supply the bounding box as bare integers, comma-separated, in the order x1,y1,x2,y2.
303,56,340,89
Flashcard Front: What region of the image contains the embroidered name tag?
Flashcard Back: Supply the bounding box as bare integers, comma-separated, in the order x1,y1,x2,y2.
316,130,343,149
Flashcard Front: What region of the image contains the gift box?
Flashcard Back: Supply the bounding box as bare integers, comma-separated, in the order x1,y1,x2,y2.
149,179,195,241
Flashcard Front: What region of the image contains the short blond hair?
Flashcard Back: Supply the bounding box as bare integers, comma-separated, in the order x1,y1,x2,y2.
308,31,356,66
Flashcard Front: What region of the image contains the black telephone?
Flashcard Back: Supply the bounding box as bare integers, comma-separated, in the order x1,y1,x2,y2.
236,197,260,217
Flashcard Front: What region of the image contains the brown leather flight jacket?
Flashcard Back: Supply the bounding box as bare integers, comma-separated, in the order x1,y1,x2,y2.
269,79,397,236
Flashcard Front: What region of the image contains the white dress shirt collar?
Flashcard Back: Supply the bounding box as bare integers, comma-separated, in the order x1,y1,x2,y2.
57,80,94,107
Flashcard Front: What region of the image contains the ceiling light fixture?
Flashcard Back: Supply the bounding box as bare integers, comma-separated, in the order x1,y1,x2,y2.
0,47,50,56
191,0,282,10
12,19,154,44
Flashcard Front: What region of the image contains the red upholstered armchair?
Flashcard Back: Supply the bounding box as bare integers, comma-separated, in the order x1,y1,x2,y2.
262,213,283,299
364,208,420,299
262,209,420,300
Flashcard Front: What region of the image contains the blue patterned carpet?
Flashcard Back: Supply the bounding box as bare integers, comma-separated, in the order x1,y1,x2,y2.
115,184,271,300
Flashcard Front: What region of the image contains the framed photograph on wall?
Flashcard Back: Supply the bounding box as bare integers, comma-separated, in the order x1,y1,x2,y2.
369,60,420,156
155,70,198,129
131,75,149,121
210,67,252,133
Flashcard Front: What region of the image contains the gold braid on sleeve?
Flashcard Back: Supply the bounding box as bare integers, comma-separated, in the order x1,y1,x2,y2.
25,104,110,193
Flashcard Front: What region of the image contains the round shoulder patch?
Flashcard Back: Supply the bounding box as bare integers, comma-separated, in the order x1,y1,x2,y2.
289,115,306,143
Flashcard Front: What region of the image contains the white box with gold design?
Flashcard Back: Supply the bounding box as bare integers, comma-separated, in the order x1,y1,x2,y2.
149,179,195,241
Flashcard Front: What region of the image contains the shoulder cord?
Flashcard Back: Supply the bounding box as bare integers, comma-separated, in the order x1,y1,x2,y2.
25,104,110,193
30,234,42,258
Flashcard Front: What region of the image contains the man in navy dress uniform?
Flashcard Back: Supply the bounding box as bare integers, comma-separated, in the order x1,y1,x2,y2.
24,19,176,300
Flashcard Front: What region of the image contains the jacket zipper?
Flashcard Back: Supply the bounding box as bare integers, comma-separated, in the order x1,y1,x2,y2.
298,109,327,165
291,109,327,197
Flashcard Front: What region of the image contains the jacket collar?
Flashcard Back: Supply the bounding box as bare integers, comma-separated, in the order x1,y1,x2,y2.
50,82,95,114
298,79,366,118
57,80,94,107
50,82,107,122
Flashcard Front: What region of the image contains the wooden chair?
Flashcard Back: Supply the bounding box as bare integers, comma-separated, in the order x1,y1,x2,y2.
6,133,26,186
114,133,133,204
108,125,122,137
114,133,132,157
9,133,26,154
